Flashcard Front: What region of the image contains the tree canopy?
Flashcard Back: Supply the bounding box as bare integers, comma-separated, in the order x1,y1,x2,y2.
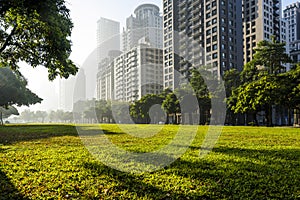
228,38,295,126
0,0,77,80
0,67,42,108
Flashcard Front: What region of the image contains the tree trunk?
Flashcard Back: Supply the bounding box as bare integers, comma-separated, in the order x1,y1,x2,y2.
265,105,273,127
0,111,3,125
253,112,258,126
287,108,292,126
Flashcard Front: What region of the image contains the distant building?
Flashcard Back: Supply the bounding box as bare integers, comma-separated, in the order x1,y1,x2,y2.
97,17,120,61
59,68,86,111
243,0,282,64
91,17,121,100
114,40,164,102
97,50,122,100
284,2,300,63
122,4,163,52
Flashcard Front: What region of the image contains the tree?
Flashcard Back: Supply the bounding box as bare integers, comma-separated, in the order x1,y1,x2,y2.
0,67,42,109
35,110,48,123
0,0,77,80
189,69,211,124
162,93,180,124
230,38,292,126
20,109,34,122
0,106,19,125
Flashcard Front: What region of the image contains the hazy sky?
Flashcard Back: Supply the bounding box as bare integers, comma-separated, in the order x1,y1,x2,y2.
19,0,296,112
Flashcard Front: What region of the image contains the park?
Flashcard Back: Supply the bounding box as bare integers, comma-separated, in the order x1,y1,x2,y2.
0,124,299,199
1,0,300,199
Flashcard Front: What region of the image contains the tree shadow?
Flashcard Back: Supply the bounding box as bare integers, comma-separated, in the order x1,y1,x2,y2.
0,125,78,144
0,124,125,145
165,146,300,199
0,170,29,200
83,146,300,199
83,161,187,199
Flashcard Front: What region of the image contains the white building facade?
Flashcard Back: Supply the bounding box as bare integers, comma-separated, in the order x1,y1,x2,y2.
114,42,164,102
122,4,163,52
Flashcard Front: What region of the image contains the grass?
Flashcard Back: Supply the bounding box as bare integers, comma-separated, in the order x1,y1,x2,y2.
0,124,299,199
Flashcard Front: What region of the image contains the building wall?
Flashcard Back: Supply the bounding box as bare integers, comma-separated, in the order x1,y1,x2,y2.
122,4,163,52
114,43,163,102
284,2,300,64
163,0,243,90
97,17,120,61
97,51,122,101
243,0,282,64
59,68,86,111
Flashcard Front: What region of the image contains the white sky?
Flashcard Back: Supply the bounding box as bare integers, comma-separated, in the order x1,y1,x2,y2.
19,0,295,112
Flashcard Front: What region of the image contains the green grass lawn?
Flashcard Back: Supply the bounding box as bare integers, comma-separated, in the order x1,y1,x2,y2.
0,124,299,199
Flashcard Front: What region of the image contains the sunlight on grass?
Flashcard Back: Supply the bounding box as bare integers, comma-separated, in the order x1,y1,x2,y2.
0,124,299,199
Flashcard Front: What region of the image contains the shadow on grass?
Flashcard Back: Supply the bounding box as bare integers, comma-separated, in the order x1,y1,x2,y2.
0,170,28,200
84,146,300,199
83,161,178,199
0,124,125,144
0,124,78,144
167,146,300,199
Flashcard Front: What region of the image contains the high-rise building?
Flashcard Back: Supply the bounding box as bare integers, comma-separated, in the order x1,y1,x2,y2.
114,41,164,102
59,68,86,111
95,18,120,100
97,17,120,61
242,0,282,64
122,4,163,52
284,2,300,62
97,50,122,100
162,0,180,90
163,0,243,90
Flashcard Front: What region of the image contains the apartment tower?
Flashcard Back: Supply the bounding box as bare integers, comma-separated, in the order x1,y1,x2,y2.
242,0,282,64
122,4,163,52
284,2,300,62
163,0,243,90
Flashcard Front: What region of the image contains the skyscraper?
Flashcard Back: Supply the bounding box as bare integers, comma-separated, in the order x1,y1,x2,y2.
59,68,86,111
97,17,120,61
97,50,122,100
95,18,120,100
284,2,300,62
122,4,163,52
163,0,243,90
242,0,282,64
114,41,164,102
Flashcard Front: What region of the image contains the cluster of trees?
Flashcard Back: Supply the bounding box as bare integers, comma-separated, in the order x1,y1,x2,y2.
0,0,77,125
71,39,300,127
14,109,73,123
226,38,300,126
0,67,42,125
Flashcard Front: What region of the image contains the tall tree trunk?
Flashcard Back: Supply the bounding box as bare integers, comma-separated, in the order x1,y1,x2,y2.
287,108,292,126
0,111,3,125
188,112,193,125
265,105,273,127
253,112,258,126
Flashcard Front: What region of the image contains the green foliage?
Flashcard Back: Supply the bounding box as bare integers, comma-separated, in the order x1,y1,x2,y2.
0,125,300,199
0,106,19,124
250,37,292,74
0,67,42,108
229,39,294,126
0,0,77,80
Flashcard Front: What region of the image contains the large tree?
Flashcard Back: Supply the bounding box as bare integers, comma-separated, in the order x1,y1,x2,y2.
230,38,293,126
0,67,42,109
0,105,18,125
0,0,77,80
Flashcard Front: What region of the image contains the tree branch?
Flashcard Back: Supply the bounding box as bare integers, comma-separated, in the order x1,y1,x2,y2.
0,24,18,53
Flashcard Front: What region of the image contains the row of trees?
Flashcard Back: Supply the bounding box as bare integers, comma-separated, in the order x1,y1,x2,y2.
226,38,300,126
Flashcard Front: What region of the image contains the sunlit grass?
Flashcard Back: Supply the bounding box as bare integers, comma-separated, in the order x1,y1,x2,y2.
0,124,299,199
